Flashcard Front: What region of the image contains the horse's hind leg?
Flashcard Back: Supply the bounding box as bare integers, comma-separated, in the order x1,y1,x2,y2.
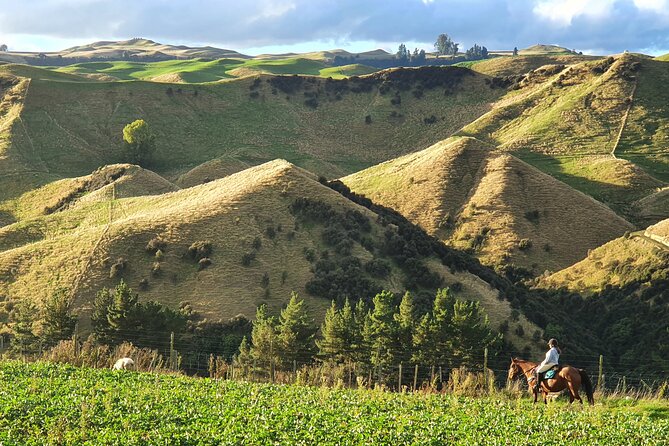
567,382,582,404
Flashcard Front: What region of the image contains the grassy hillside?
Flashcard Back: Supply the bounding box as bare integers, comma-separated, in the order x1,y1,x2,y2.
342,137,633,275
655,53,669,61
52,57,377,82
458,54,667,217
538,219,669,293
519,44,577,55
0,160,539,346
464,54,600,77
0,66,504,224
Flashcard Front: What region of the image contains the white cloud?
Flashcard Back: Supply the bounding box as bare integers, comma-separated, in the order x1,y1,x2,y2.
533,0,615,26
634,0,668,11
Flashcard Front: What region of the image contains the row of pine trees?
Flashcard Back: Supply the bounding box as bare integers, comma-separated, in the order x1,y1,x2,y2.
235,288,499,378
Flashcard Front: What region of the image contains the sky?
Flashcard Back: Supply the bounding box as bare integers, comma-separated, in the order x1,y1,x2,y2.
0,0,668,56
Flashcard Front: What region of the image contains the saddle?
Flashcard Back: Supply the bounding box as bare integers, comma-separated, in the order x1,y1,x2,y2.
530,365,561,385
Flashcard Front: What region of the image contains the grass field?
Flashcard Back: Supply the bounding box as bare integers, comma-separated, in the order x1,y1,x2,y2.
52,58,378,82
0,361,667,445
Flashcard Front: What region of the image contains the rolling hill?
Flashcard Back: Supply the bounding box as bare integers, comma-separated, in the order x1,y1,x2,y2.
52,58,378,82
342,137,634,275
0,39,250,65
0,65,505,227
458,54,668,219
537,218,669,293
0,160,540,348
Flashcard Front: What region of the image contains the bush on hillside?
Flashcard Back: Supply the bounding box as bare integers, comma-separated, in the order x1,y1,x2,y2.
188,241,212,262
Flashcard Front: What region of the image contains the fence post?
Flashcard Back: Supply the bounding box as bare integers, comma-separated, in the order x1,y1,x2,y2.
398,363,403,391
0,335,3,350
431,365,435,384
413,364,419,392
483,347,488,372
169,332,176,370
597,355,604,391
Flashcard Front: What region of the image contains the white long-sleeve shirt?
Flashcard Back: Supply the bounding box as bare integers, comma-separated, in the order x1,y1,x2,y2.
540,347,559,367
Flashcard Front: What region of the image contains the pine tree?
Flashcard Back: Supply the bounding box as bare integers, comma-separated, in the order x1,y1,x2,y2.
10,301,40,355
317,301,345,361
276,292,316,367
233,336,252,376
433,288,458,365
349,298,369,365
395,291,417,362
40,287,77,347
365,291,399,378
106,280,139,343
450,299,499,366
396,43,409,63
91,286,114,344
250,304,278,369
412,312,436,363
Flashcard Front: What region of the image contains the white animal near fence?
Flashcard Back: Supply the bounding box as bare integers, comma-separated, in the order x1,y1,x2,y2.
112,357,135,370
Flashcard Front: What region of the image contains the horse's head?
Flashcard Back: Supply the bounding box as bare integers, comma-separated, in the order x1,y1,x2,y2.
507,358,522,381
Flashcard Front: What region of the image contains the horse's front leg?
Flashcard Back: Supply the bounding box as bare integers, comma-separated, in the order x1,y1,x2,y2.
533,388,538,404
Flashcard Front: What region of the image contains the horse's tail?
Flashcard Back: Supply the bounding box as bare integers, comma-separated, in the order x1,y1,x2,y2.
579,369,595,405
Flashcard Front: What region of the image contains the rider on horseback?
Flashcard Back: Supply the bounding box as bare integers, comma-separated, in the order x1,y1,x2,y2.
534,338,560,393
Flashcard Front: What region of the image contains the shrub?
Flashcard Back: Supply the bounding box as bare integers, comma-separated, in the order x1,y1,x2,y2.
364,258,391,278
514,325,525,337
110,258,127,278
241,252,256,267
281,271,288,284
304,248,316,262
138,278,149,291
261,272,270,289
266,226,276,239
151,262,162,277
423,115,437,125
304,98,319,108
249,91,260,99
198,258,212,271
365,115,372,124
518,239,532,251
252,237,262,250
524,210,540,223
146,237,167,255
188,241,212,261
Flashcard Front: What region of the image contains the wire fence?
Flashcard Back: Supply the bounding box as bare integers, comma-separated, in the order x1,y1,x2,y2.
3,330,666,395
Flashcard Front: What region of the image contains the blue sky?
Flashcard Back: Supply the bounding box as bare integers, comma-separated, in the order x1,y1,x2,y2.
0,0,668,56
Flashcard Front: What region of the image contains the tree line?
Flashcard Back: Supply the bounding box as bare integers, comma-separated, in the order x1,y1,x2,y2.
234,288,499,382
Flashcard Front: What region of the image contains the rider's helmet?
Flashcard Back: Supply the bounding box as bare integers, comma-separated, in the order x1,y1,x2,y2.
548,338,558,347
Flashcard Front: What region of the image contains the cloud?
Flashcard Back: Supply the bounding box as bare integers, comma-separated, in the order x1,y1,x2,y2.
533,0,615,27
0,0,667,55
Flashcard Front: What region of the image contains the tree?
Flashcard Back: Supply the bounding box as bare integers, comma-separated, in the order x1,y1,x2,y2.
395,291,417,361
249,304,279,369
276,292,316,366
513,47,519,56
317,301,346,362
9,301,40,355
450,299,499,366
232,336,252,374
396,43,409,63
0,44,7,52
122,119,156,166
434,33,454,57
40,287,77,347
364,291,400,378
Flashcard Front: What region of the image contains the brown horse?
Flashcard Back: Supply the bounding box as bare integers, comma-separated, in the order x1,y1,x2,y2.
508,358,594,405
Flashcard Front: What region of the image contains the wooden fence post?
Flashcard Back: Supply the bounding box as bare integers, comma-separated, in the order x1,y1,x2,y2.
413,364,419,392
597,355,604,391
398,363,403,391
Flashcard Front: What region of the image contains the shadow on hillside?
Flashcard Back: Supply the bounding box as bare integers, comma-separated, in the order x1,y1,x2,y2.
513,150,648,219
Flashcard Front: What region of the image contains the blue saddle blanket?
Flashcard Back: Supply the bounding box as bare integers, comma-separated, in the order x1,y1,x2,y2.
544,369,557,379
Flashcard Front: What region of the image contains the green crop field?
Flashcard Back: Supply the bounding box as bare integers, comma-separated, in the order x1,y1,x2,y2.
0,361,667,445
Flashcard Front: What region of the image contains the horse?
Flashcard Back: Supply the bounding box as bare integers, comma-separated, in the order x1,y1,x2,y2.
508,357,594,405
112,357,135,370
